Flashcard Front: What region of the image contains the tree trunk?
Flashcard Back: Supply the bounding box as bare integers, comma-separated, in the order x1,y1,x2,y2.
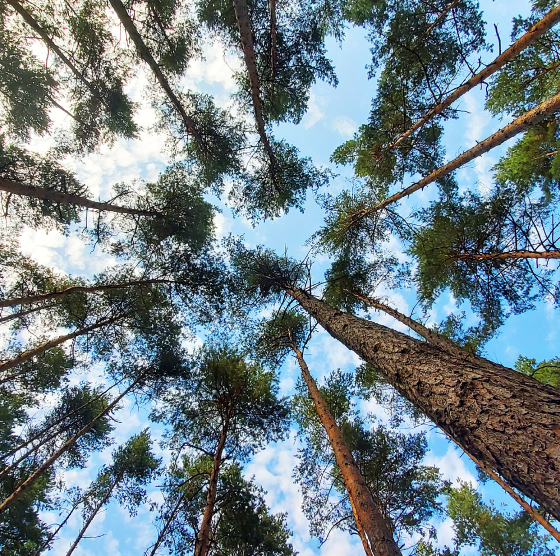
0,303,56,324
388,4,560,151
194,424,228,556
1,279,175,308
0,378,139,514
0,314,124,375
269,0,277,80
231,0,279,188
282,286,560,520
107,0,202,143
0,178,159,218
421,0,460,39
452,250,560,260
6,0,102,102
65,470,124,556
147,491,187,556
291,342,401,556
365,90,560,217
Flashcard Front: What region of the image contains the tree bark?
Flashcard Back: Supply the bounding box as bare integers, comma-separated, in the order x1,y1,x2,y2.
0,178,159,218
0,314,124,375
107,0,202,143
232,0,279,188
388,4,560,151
361,90,560,218
194,424,228,556
65,470,124,556
452,250,560,260
282,286,560,520
0,378,138,514
0,279,175,308
6,0,103,102
291,341,401,556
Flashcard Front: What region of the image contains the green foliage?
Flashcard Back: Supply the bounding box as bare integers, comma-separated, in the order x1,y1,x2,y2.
515,355,560,388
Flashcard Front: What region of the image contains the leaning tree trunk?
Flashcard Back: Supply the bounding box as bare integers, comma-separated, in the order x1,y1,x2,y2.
362,90,560,218
290,341,401,556
0,178,159,218
107,0,202,143
0,378,139,514
65,471,124,556
1,278,175,308
232,0,279,190
269,0,277,79
0,314,124,375
453,250,560,260
0,303,56,324
147,491,188,556
281,286,560,520
194,424,228,556
421,0,460,39
388,3,560,151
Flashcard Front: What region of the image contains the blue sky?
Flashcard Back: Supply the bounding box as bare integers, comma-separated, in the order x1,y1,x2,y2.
12,0,560,554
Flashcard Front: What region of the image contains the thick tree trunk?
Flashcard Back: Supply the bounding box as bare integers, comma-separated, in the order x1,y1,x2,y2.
65,470,123,556
1,279,174,308
147,491,187,556
0,178,158,218
291,342,401,556
107,0,202,143
194,425,228,556
0,314,123,375
232,0,279,188
389,4,560,151
269,0,277,80
283,286,560,520
453,250,560,260
6,0,102,101
363,91,560,217
0,378,138,514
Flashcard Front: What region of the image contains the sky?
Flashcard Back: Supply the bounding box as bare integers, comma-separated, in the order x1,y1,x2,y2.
6,0,560,554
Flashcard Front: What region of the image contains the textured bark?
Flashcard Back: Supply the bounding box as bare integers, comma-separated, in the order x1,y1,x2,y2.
283,286,560,520
269,0,277,79
108,0,202,143
0,378,138,514
453,250,560,260
291,342,401,556
0,314,123,375
147,491,187,556
65,470,123,556
6,0,102,101
388,4,560,151
0,178,158,218
1,279,174,308
194,424,228,556
232,0,279,188
359,91,560,218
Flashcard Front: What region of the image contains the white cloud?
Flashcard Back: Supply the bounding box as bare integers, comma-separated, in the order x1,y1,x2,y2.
302,92,326,129
332,116,357,138
424,444,478,488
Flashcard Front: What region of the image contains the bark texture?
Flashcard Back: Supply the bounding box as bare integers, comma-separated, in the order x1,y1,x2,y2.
0,379,138,514
0,178,158,218
0,314,123,375
194,425,228,556
284,287,560,520
108,0,202,142
388,4,560,151
291,343,401,556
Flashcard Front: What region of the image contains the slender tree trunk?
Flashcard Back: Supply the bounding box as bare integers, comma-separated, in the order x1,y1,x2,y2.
194,424,229,556
0,178,159,218
0,314,124,375
452,250,560,260
364,90,560,217
421,0,460,39
232,0,279,188
290,341,401,556
0,303,57,324
146,491,187,556
6,0,103,102
107,0,202,143
1,380,120,476
33,495,83,556
0,378,139,514
269,0,277,80
388,4,560,151
1,279,175,308
280,286,560,520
